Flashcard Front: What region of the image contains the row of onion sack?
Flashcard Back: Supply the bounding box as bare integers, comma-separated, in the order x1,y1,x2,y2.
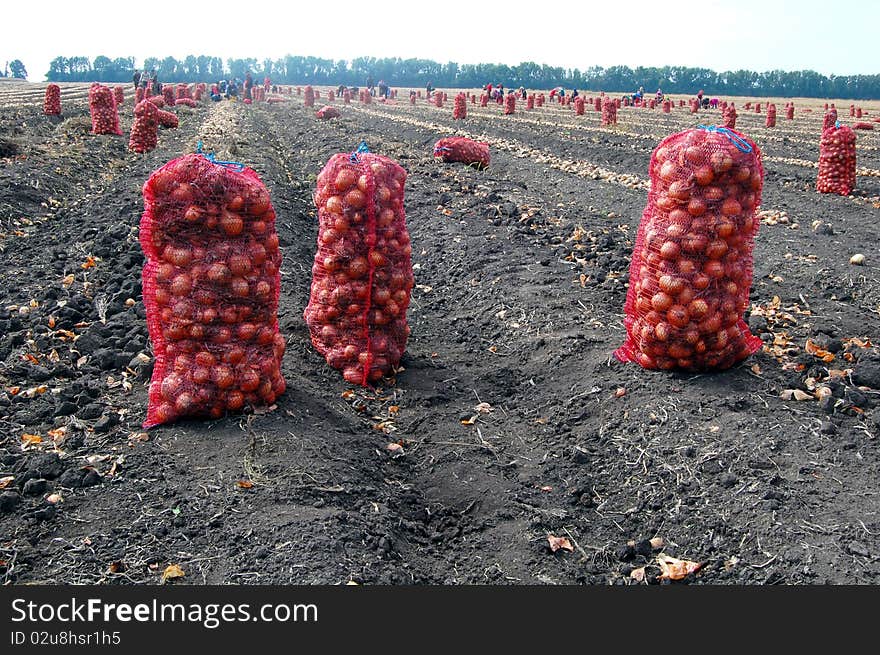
138,121,855,428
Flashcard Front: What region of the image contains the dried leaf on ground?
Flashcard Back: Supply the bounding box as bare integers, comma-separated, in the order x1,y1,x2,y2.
780,389,813,401
161,564,185,584
0,476,14,489
630,566,646,582
805,339,835,362
236,480,254,489
657,554,704,580
547,534,574,553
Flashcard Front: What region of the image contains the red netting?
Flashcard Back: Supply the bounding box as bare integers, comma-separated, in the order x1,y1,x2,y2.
433,137,490,169
363,90,372,105
129,99,159,153
816,125,857,194
316,105,341,120
148,96,165,108
162,85,175,106
721,105,737,128
601,97,617,126
88,84,122,135
537,94,544,107
480,94,488,107
662,101,671,113
504,94,515,115
594,97,602,112
765,104,776,128
176,98,197,108
853,122,874,130
822,109,838,131
344,90,351,104
409,93,416,106
328,90,335,102
470,94,475,104
136,87,145,104
856,107,862,118
755,103,761,113
786,103,794,120
850,104,855,117
43,84,61,115
296,87,302,95
304,85,315,107
176,84,190,100
113,86,125,106
305,151,413,385
453,93,467,119
615,126,764,372
315,90,321,99
140,154,285,427
649,99,656,109
574,97,584,115
157,109,179,128
434,91,443,108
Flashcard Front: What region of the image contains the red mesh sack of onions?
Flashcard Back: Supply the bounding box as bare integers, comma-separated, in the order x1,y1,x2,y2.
721,105,737,128
574,97,584,115
822,109,837,131
136,87,145,104
786,103,794,120
434,91,443,108
601,97,617,126
527,94,535,110
856,107,862,118
43,84,61,115
89,84,122,135
157,109,179,128
537,94,544,107
614,125,764,372
480,94,488,107
433,137,490,169
344,90,351,104
148,96,166,108
114,86,125,106
328,90,335,102
129,100,159,153
139,153,285,427
453,93,467,119
304,85,315,107
504,94,516,115
176,84,189,100
316,105,341,120
409,93,416,105
662,101,671,113
765,104,776,128
162,85,175,106
816,124,856,195
176,98,197,108
304,146,414,385
852,122,873,130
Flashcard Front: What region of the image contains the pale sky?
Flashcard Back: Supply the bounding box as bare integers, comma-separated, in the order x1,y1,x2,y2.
4,0,878,82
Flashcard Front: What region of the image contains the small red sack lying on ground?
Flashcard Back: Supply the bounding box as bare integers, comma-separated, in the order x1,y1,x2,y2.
615,125,764,372
816,124,856,194
852,122,874,130
114,86,125,106
140,153,285,427
43,84,61,115
316,105,341,120
129,99,159,153
433,137,490,169
304,85,315,107
176,98,197,108
453,93,467,119
157,109,179,128
305,146,414,385
89,84,122,135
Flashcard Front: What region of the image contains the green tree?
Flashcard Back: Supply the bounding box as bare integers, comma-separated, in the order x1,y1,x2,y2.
9,59,27,79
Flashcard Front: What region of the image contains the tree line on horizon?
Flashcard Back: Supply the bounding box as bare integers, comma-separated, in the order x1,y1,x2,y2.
42,54,880,100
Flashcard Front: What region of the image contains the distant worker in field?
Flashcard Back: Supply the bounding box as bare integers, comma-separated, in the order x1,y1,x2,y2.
132,69,141,91
151,70,160,96
656,88,664,102
366,75,375,96
263,75,270,93
426,80,434,97
519,86,526,99
378,79,389,98
243,71,253,100
571,88,579,98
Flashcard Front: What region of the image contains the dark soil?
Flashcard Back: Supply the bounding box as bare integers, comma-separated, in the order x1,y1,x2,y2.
1,84,879,585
